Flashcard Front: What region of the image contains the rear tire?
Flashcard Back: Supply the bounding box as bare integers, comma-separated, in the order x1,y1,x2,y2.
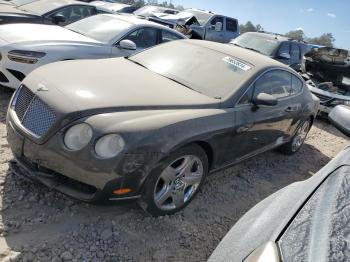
279,120,311,155
138,144,208,216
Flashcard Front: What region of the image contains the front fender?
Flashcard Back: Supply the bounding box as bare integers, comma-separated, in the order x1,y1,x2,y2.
83,109,233,191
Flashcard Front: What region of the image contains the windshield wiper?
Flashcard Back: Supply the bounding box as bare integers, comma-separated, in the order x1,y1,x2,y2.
126,58,149,69
161,75,202,94
233,43,261,53
232,43,243,47
126,59,203,95
244,47,261,53
68,29,84,36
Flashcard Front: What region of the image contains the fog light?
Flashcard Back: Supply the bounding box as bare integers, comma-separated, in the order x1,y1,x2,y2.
113,188,132,195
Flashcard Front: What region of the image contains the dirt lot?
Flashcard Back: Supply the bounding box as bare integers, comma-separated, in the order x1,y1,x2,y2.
0,88,348,262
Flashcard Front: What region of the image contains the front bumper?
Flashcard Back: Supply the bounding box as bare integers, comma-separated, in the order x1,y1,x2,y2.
0,54,34,90
6,113,150,202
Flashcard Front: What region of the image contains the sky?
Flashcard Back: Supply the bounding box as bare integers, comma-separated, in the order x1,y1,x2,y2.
171,0,350,49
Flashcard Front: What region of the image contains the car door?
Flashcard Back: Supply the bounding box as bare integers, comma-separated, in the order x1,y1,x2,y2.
205,16,225,43
111,27,159,57
230,69,297,161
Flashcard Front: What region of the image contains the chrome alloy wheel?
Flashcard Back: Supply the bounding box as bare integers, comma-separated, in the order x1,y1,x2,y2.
292,121,310,152
154,155,204,210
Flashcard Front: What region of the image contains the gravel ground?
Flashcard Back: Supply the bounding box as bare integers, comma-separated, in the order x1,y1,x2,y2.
0,87,348,262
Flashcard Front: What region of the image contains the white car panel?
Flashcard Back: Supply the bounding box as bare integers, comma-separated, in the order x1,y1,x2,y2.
0,14,185,89
0,23,101,43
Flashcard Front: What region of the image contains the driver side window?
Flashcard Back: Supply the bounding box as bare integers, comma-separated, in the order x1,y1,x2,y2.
254,70,291,99
47,6,95,26
210,16,224,30
121,27,158,49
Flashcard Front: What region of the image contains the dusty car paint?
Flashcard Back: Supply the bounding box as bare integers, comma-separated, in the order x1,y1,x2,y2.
6,40,319,203
209,145,350,262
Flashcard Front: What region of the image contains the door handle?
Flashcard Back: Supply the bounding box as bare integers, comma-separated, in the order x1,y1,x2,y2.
285,107,295,112
237,123,254,133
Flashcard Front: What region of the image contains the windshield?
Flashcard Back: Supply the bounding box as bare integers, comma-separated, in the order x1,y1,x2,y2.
66,15,131,43
129,41,253,99
232,33,280,56
134,6,164,16
178,9,213,25
18,0,66,15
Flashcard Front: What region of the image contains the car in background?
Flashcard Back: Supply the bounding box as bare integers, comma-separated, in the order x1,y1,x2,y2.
0,0,37,6
231,32,311,70
301,46,350,114
90,1,136,14
0,0,97,25
148,8,239,43
7,40,318,216
0,13,185,89
209,136,350,262
134,5,179,17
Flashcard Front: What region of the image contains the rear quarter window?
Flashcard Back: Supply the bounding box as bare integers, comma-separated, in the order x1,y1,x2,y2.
291,75,303,95
226,18,237,32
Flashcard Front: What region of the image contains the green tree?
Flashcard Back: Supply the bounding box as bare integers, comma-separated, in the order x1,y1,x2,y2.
306,33,335,47
285,30,305,41
239,21,263,34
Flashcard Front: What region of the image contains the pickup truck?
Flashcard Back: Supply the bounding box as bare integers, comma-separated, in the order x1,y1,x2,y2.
148,8,239,43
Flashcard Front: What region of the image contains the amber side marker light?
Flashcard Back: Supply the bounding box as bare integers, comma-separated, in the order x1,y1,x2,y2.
113,188,132,195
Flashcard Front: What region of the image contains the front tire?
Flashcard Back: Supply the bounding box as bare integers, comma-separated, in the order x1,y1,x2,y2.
138,144,208,216
279,120,311,155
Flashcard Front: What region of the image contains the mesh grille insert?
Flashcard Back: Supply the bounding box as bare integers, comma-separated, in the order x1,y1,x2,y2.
13,86,56,137
14,86,35,121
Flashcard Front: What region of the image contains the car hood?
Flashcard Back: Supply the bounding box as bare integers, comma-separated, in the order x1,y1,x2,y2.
209,145,350,262
0,4,28,13
0,23,100,44
23,57,220,114
0,1,15,6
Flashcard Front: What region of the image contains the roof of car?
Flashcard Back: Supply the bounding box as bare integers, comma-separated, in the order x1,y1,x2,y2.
244,31,290,41
103,13,183,29
19,0,91,15
91,1,130,8
243,31,307,45
188,39,292,71
137,5,178,11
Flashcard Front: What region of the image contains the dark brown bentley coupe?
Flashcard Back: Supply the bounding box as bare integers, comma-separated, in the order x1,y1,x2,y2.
7,40,319,216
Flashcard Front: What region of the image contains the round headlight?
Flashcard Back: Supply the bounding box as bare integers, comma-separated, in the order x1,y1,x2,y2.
64,123,93,151
95,134,125,159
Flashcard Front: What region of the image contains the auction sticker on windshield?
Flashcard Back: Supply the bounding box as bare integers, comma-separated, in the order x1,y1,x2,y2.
223,56,251,71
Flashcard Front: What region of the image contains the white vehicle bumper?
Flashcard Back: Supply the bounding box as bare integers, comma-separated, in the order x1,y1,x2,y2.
0,56,40,90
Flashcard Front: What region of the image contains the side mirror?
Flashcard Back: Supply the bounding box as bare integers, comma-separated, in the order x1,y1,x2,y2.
278,52,291,60
253,93,278,106
52,14,66,25
329,105,350,137
119,39,137,50
214,21,222,32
